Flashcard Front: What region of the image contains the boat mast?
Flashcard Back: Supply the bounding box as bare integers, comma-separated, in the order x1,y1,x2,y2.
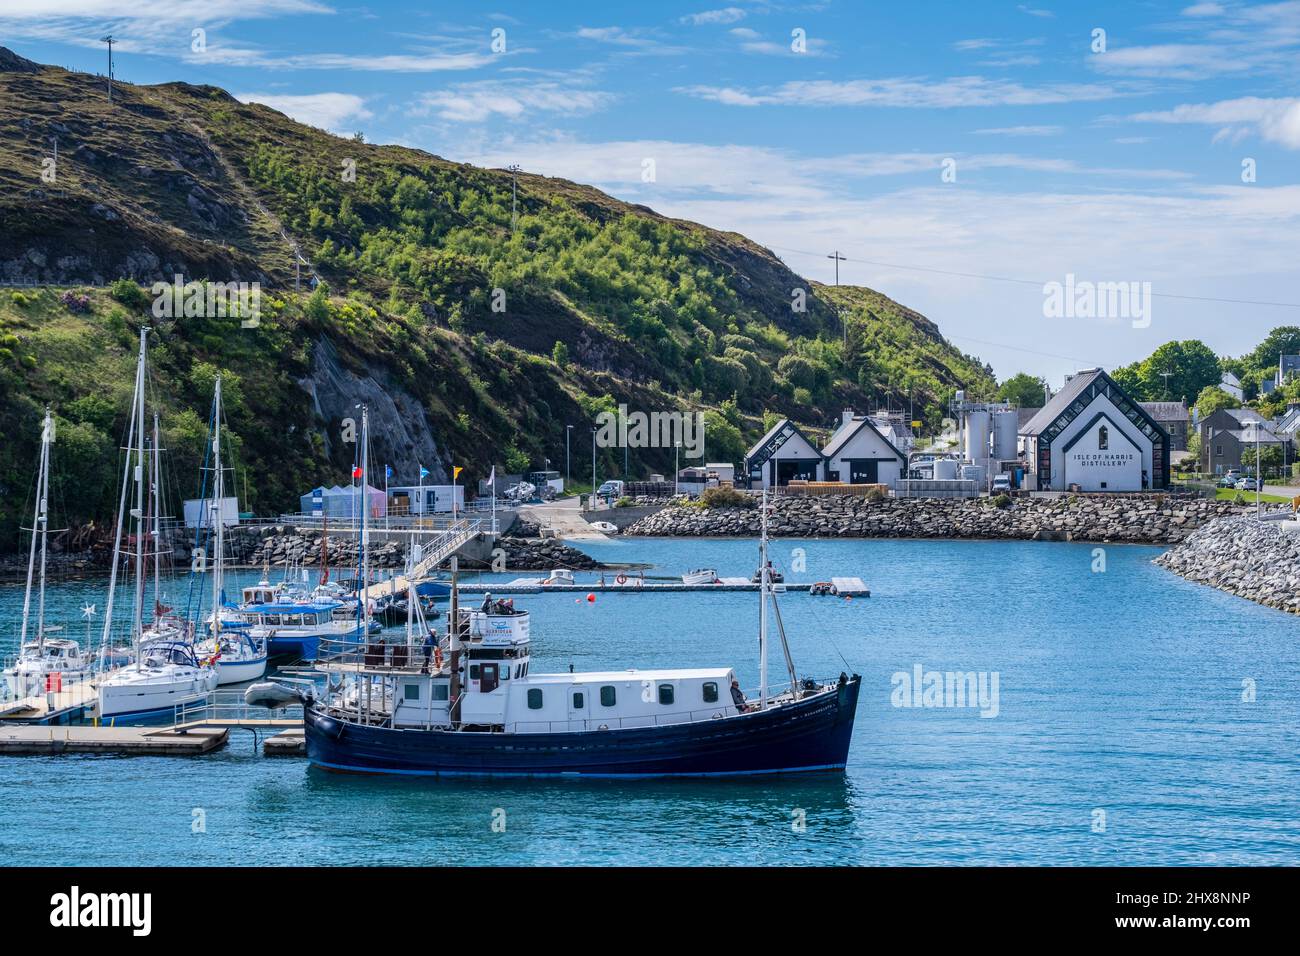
19,408,54,651
100,334,144,661
759,488,769,710
151,412,161,627
210,376,223,643
131,328,149,661
358,404,370,640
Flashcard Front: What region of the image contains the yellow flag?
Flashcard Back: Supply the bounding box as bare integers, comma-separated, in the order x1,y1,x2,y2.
453,466,463,480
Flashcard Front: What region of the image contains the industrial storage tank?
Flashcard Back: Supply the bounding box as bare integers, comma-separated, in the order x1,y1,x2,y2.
961,464,984,487
934,458,960,480
993,410,1019,461
964,410,991,463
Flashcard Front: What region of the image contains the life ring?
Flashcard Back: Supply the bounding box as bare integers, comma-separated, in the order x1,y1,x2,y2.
615,573,628,585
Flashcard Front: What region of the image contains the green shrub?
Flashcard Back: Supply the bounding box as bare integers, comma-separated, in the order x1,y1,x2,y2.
109,278,150,311
9,291,28,307
699,486,754,509
991,493,1011,508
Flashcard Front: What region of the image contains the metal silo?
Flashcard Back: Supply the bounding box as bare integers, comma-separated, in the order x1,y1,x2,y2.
964,410,991,463
993,410,1019,461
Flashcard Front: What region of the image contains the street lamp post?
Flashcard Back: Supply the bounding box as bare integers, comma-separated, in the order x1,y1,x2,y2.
591,427,597,511
565,425,572,492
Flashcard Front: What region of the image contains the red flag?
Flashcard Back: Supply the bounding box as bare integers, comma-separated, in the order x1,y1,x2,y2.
352,466,362,479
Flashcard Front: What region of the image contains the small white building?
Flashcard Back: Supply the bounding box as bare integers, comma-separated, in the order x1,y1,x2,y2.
387,484,465,515
821,410,907,486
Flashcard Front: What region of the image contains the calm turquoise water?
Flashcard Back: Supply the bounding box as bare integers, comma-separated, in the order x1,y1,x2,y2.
2,537,1298,866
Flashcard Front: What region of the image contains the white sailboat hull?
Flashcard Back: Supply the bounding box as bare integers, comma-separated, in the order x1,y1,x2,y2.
97,665,218,722
213,655,268,685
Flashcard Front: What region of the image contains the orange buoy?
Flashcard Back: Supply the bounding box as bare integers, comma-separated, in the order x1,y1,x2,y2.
587,593,596,603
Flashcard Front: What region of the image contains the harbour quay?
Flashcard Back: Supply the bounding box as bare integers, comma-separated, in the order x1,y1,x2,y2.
622,492,1254,544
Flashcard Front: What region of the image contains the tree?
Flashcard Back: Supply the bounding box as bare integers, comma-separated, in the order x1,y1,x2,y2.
1137,340,1220,405
1247,327,1300,371
1194,385,1240,419
551,340,569,366
995,372,1048,408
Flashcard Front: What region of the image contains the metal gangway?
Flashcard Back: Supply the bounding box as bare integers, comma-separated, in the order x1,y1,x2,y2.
166,687,305,733
360,517,482,602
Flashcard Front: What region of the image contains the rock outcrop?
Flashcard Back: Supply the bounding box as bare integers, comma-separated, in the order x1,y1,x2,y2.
623,492,1245,544
1154,513,1300,613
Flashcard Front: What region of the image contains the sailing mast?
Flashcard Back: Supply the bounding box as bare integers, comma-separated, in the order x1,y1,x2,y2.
759,489,769,710
19,408,54,651
99,331,145,663
357,404,370,641
131,329,149,660
151,412,162,628
210,376,224,643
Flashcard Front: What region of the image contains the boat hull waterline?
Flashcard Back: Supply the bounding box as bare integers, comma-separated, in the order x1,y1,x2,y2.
304,676,860,778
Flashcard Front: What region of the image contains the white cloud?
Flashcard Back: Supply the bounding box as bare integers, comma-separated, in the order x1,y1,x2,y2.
678,76,1123,109
415,81,614,122
1016,5,1055,17
1131,97,1300,149
573,25,685,54
235,91,371,131
1089,43,1254,80
680,7,747,25
1182,2,1226,15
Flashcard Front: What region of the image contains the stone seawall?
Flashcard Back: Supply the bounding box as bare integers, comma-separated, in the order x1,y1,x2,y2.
622,493,1248,544
1154,515,1300,613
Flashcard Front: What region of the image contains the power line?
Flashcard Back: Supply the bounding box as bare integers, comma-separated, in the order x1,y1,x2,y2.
768,243,1300,311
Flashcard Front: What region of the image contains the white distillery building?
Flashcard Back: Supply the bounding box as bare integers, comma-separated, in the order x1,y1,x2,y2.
1019,368,1170,492
744,419,824,489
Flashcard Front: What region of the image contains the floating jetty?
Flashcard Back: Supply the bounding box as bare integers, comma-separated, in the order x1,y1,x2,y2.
0,680,100,725
0,724,228,756
456,575,870,596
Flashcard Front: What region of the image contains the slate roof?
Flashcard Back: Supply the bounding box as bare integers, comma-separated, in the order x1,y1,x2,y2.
1019,369,1104,437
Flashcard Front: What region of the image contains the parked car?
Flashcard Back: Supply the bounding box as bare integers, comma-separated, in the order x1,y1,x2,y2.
1218,472,1242,487
1234,477,1260,491
991,473,1012,493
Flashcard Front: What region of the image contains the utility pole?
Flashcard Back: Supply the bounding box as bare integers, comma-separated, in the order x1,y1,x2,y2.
565,424,572,491
101,35,115,103
508,164,521,233
827,250,846,286
1160,368,1173,400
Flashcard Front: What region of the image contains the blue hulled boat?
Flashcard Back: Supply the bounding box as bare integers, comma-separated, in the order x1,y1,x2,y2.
303,491,860,778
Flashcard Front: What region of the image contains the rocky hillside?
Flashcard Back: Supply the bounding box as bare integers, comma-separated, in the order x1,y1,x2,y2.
0,46,995,549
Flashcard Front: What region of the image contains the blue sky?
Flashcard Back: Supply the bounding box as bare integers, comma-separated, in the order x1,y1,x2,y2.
4,1,1300,385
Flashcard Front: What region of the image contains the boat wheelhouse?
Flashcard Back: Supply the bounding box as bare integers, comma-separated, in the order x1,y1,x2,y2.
244,600,362,662
2,637,91,700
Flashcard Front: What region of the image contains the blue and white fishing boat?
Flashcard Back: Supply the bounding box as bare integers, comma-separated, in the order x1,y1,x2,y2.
302,489,860,777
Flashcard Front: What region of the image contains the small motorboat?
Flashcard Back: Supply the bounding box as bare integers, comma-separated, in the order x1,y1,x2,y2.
682,568,719,586
542,568,575,586
752,562,783,584
590,521,618,534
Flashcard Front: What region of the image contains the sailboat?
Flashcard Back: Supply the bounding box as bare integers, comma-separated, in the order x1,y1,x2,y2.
302,488,861,777
95,328,218,723
2,409,93,701
193,375,267,684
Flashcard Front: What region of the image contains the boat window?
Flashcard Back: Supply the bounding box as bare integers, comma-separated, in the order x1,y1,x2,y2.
600,685,616,707
404,684,420,701
469,664,480,680
703,682,718,703
658,684,675,705
572,691,584,709
527,689,543,710
432,683,449,701
500,666,510,680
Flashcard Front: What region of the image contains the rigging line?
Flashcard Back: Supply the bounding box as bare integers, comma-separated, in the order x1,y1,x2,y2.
765,243,1300,310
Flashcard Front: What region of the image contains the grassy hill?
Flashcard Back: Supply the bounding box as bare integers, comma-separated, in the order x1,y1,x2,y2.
0,46,995,548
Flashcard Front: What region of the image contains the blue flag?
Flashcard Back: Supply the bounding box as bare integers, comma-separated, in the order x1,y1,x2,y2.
419,466,430,479
385,465,393,480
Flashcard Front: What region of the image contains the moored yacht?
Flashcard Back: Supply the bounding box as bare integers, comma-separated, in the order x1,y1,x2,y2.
93,328,218,721
303,491,860,777
1,409,93,700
